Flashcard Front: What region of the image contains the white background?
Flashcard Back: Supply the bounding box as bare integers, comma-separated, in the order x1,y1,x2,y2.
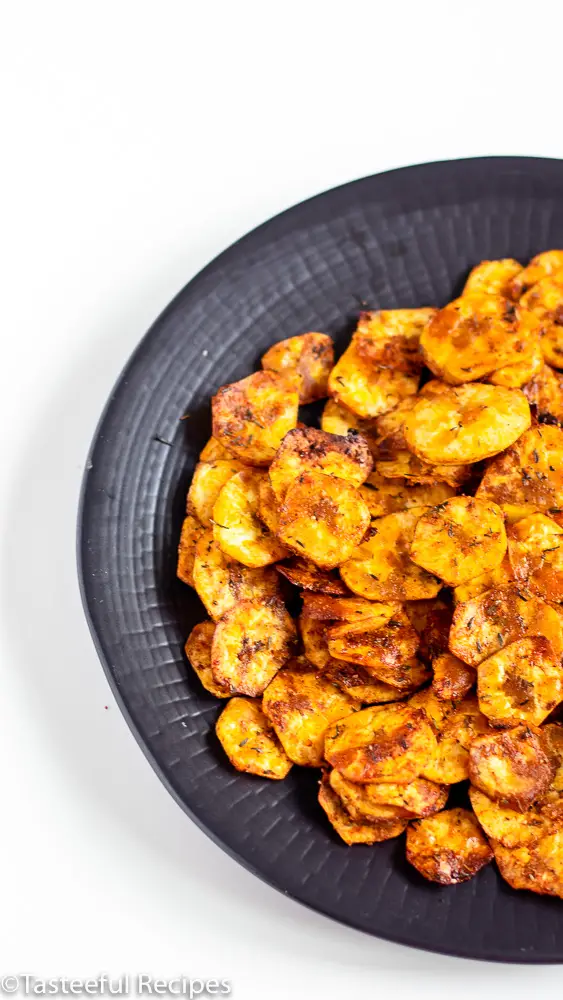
2,2,563,997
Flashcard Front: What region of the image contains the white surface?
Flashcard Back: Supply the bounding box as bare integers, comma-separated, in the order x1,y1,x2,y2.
2,2,563,996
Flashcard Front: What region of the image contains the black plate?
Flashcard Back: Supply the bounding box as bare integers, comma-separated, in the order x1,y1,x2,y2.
79,157,563,963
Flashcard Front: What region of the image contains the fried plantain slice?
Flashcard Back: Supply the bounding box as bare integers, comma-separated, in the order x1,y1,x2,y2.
261,332,334,403
414,692,490,784
322,659,421,704
320,399,380,456
340,509,441,601
410,496,507,586
432,652,476,702
212,469,288,567
327,309,434,419
318,777,408,844
177,514,206,587
268,426,373,502
462,258,523,298
276,559,349,595
330,768,448,821
193,531,280,621
452,556,515,604
199,436,237,462
256,477,281,534
485,338,544,388
215,696,293,778
359,469,456,518
469,725,556,811
449,584,563,667
407,598,453,664
187,459,244,526
277,471,370,569
211,598,297,696
419,295,541,384
301,593,400,624
403,384,531,465
477,635,562,727
492,831,563,898
476,425,563,523
327,617,424,690
469,787,549,848
184,620,230,698
406,808,493,884
299,611,332,669
507,513,563,602
325,703,437,783
509,250,563,299
523,363,563,426
521,270,563,368
262,659,358,766
212,370,299,465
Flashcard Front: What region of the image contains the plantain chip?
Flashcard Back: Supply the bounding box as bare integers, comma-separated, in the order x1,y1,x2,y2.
268,426,373,502
212,370,299,465
469,724,556,811
261,331,334,403
211,598,296,696
507,512,563,602
410,496,507,586
325,703,437,783
277,471,370,569
184,620,230,698
477,635,563,727
463,258,523,298
193,531,280,621
177,514,206,587
212,469,288,567
318,776,408,844
187,459,244,526
406,807,493,884
215,696,293,778
432,652,476,702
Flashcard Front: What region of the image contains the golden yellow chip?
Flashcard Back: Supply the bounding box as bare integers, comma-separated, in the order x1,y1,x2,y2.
320,399,380,456
327,617,424,690
359,470,456,518
485,338,543,388
277,471,370,570
192,531,280,621
199,437,236,462
268,426,373,502
184,620,229,698
318,778,408,845
353,309,435,371
449,584,563,667
187,459,243,526
299,611,331,669
452,556,514,604
432,652,476,702
375,452,471,488
340,509,441,601
492,833,563,898
212,469,288,567
523,363,563,426
329,769,409,821
403,383,531,465
469,787,549,848
301,593,400,624
521,270,563,368
262,660,357,766
212,370,299,465
261,331,334,403
276,559,349,595
477,635,562,727
215,696,292,779
325,703,437,783
419,294,541,384
415,692,490,785
509,250,563,299
469,725,556,811
256,477,281,534
322,659,419,704
373,396,419,439
410,496,507,586
406,808,493,884
462,258,523,298
330,768,448,821
476,425,563,521
177,514,206,587
211,598,296,696
507,513,563,602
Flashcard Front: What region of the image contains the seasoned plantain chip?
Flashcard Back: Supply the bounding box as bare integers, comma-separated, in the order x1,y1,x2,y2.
406,807,493,884
318,777,408,844
256,477,281,534
449,584,563,667
187,459,244,526
325,703,437,783
509,250,563,299
184,620,229,698
486,339,543,388
476,425,563,521
469,724,556,811
330,768,448,821
492,833,563,898
359,470,456,518
375,452,472,488
327,617,424,690
261,331,334,403
414,692,490,784
322,659,420,704
268,426,373,502
463,258,523,298
477,635,562,727
299,611,332,669
329,769,410,821
507,513,563,602
177,514,206,587
211,598,297,696
419,295,541,384
193,531,280,621
278,471,370,569
521,270,563,368
452,556,514,604
469,787,549,848
215,696,292,778
199,437,236,462
340,509,441,602
407,597,453,664
523,363,563,426
276,559,349,595
262,659,358,766
353,309,435,373
212,370,299,465
212,469,288,567
301,593,400,624
404,383,531,465
320,399,380,456
410,496,507,586
432,652,476,702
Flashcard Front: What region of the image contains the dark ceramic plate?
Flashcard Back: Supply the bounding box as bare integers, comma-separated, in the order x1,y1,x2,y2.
79,157,563,963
